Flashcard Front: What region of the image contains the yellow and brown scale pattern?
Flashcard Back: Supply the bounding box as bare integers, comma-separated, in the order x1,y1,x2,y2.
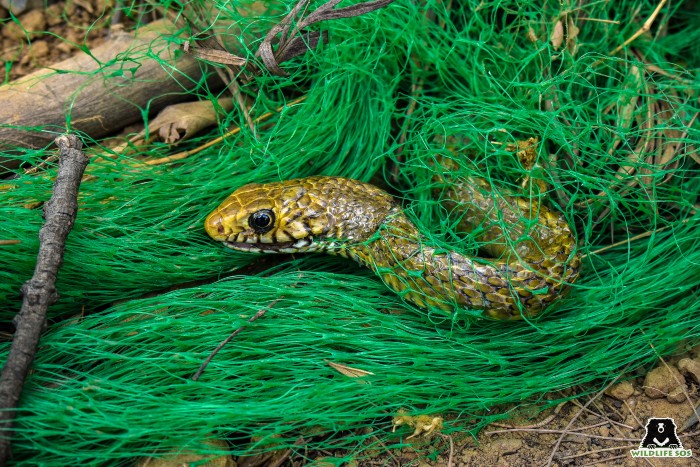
205,176,581,320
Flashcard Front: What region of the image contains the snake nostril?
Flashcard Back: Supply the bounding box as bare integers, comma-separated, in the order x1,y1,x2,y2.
204,212,227,240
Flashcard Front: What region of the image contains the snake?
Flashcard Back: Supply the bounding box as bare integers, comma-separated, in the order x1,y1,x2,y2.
204,175,581,320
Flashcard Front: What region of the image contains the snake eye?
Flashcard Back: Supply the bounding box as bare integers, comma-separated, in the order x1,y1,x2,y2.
248,209,275,233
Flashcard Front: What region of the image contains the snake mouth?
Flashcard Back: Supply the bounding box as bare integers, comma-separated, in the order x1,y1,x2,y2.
224,238,314,254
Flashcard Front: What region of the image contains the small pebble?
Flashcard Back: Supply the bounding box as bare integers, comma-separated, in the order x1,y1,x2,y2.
667,386,686,404
644,365,686,401
45,3,65,26
491,438,523,455
29,39,48,58
606,380,634,401
2,9,46,40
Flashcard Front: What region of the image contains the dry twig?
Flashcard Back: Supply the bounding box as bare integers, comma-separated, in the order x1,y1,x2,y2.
191,299,281,381
0,135,89,465
183,0,396,78
268,436,305,467
609,0,668,56
437,433,454,467
560,444,638,461
370,434,401,467
485,427,639,442
256,0,395,76
544,366,631,466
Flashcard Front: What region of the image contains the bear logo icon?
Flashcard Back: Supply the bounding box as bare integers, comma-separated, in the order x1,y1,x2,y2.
639,418,683,450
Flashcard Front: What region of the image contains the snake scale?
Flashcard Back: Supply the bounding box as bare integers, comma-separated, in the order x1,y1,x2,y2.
205,175,581,320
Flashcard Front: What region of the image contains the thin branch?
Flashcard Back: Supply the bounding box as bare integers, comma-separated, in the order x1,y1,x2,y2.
485,427,639,442
609,0,668,55
583,218,691,258
568,398,635,431
560,444,638,461
186,0,396,77
437,433,454,467
545,365,631,466
370,434,401,467
191,299,281,381
0,135,89,465
268,436,305,467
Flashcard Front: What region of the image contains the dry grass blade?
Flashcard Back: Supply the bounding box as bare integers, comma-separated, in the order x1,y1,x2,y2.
0,240,21,246
325,360,375,378
583,218,692,258
609,0,668,55
485,428,639,442
191,299,281,381
560,444,639,461
545,366,631,466
183,46,247,66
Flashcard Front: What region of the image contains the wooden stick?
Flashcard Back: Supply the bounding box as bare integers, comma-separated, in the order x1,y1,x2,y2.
0,19,223,170
0,135,89,464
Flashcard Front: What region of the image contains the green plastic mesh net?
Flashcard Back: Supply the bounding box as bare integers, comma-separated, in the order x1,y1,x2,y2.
1,0,699,464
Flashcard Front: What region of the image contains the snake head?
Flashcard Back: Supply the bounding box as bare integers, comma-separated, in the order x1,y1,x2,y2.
204,176,396,254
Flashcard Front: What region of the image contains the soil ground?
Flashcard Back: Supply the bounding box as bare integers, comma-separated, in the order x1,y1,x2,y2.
396,348,700,467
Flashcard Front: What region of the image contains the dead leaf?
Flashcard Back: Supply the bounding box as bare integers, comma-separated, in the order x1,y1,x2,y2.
566,16,580,55
184,46,247,66
646,101,683,185
526,27,538,43
551,20,564,50
617,66,642,131
72,0,94,14
325,360,374,378
148,98,235,144
609,65,643,183
688,146,700,164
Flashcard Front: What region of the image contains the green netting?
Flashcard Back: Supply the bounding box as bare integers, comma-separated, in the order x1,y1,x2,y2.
1,0,699,464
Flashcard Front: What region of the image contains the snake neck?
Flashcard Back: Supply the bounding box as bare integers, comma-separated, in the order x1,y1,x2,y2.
337,208,580,320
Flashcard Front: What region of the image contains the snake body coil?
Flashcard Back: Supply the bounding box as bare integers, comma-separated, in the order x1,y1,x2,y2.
205,176,580,319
